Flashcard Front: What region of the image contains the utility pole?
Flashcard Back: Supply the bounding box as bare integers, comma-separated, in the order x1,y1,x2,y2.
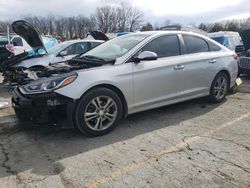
7,25,10,44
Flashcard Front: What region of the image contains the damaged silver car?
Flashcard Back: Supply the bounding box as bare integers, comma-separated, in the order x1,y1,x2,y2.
11,30,238,136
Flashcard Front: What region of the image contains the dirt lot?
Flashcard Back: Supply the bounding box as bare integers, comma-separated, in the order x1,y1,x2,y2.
0,77,250,188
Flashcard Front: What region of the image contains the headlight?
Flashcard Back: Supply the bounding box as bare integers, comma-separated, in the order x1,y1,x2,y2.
20,72,77,94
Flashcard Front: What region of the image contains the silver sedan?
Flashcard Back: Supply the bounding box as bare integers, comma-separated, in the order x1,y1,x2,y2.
13,31,238,136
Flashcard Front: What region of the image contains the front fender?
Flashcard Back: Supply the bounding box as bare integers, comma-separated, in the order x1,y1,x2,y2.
55,64,134,107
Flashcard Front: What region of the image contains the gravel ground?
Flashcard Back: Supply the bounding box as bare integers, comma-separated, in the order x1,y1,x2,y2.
0,76,249,188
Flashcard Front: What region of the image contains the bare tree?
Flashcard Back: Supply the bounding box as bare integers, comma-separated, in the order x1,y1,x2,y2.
128,6,143,32
94,6,116,33
141,22,153,31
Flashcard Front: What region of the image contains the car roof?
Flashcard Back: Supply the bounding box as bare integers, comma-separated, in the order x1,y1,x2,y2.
64,39,104,44
123,30,207,38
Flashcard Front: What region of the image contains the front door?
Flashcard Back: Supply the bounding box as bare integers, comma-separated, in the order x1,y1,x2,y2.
132,35,185,109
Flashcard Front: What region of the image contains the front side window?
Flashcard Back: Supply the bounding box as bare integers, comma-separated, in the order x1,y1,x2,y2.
183,35,209,54
141,35,180,58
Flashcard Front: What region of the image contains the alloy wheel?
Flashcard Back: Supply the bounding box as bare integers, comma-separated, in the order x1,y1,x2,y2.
214,76,228,100
84,96,118,131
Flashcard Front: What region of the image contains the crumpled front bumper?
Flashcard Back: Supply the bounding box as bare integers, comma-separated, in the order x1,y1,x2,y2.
11,87,76,128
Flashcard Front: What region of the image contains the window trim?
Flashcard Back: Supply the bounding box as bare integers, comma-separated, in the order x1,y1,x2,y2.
181,34,210,55
126,34,182,63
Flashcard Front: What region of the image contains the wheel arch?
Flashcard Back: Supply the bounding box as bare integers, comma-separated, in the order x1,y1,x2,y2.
217,69,231,87
80,84,128,118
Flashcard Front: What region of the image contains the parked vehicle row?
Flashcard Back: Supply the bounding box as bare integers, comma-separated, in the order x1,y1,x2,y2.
9,21,238,136
208,30,250,76
0,20,105,84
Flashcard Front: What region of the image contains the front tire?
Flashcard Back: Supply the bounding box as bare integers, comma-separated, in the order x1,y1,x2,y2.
209,72,229,103
74,88,123,136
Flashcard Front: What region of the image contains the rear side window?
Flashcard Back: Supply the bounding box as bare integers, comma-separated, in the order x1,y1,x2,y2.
65,42,91,55
12,37,23,46
207,41,221,51
183,35,209,54
141,35,180,58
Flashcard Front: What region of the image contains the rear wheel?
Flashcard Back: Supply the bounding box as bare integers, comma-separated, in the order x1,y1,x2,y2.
209,72,229,103
74,88,123,136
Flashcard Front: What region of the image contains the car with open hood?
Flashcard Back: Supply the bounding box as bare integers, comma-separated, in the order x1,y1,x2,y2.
11,31,238,136
0,20,106,84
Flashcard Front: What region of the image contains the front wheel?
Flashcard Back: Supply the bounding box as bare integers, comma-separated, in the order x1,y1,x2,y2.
74,88,123,136
209,72,229,103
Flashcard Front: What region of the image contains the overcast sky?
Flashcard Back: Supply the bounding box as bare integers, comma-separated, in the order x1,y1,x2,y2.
0,0,249,25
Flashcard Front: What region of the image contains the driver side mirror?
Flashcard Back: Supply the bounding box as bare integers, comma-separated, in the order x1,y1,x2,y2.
235,45,245,54
133,51,158,63
59,50,68,57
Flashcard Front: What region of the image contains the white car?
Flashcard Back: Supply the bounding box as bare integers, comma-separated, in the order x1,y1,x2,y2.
208,31,243,51
16,39,104,69
0,20,105,83
12,31,238,136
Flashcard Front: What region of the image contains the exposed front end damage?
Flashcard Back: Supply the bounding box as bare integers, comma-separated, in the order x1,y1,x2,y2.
11,87,77,128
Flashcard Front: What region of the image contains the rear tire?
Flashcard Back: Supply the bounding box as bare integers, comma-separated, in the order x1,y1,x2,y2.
74,88,123,137
209,72,229,103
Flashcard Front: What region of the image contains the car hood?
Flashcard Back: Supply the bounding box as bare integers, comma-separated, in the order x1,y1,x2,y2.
15,54,54,68
12,20,47,53
240,29,250,51
88,31,109,41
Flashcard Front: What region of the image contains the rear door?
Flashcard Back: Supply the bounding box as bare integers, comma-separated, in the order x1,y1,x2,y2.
180,35,220,96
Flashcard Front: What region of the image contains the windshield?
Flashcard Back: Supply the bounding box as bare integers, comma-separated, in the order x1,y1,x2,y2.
47,42,70,54
81,34,150,61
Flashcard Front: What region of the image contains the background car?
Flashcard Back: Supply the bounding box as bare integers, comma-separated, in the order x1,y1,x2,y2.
208,31,243,51
237,29,250,75
12,31,238,136
15,39,104,69
0,20,105,84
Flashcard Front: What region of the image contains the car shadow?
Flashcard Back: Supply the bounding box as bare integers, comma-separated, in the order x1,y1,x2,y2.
0,96,227,178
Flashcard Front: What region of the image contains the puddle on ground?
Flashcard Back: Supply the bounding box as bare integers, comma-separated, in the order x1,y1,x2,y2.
0,98,9,109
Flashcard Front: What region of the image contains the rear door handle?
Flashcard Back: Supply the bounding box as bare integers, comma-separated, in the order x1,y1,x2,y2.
174,65,185,70
209,59,217,64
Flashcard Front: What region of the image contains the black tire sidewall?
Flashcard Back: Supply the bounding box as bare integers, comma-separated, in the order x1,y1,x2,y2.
75,88,123,136
209,72,229,103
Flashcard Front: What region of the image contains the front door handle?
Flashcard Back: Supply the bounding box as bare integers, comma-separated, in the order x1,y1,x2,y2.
174,65,185,70
209,59,217,64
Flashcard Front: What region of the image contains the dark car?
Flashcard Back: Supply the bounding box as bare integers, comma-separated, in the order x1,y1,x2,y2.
238,29,250,75
0,38,14,68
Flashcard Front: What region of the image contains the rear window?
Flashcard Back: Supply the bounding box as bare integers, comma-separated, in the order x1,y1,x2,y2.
183,35,209,54
12,37,23,46
207,41,221,51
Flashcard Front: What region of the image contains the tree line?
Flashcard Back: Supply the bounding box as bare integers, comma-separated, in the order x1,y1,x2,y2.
0,2,143,40
1,2,250,40
198,18,250,33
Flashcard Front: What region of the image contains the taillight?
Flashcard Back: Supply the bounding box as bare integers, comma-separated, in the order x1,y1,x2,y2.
233,53,239,61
